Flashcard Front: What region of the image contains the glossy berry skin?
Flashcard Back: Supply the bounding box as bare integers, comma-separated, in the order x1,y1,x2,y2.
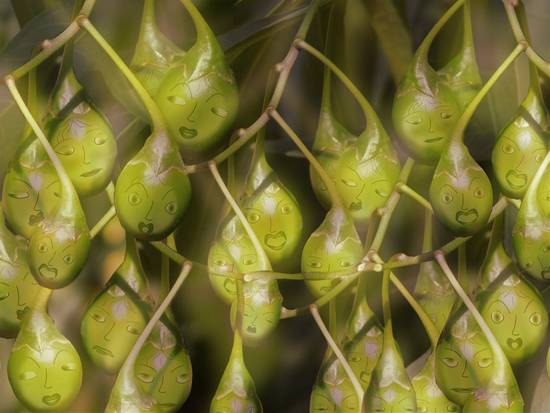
2,136,61,239
115,129,191,241
429,140,493,236
155,0,238,153
8,290,82,412
134,321,192,413
81,236,150,373
130,0,184,96
363,323,417,413
0,210,40,338
48,70,117,196
492,89,547,199
302,206,362,297
210,334,262,413
242,140,303,269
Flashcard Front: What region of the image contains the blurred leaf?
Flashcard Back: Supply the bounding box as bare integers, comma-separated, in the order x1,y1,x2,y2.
0,86,25,181
10,0,65,26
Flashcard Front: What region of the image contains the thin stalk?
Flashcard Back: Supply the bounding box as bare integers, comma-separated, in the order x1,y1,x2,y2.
79,18,165,129
310,305,364,403
105,181,115,204
458,244,469,295
396,183,434,214
150,241,208,272
90,206,116,238
270,109,343,207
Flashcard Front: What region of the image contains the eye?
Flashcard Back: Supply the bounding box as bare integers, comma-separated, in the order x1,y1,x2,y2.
19,371,37,380
491,310,504,324
167,95,186,105
502,143,515,154
176,373,189,384
447,405,459,412
338,259,353,268
137,373,154,383
374,187,390,197
340,178,357,187
56,146,75,156
61,363,77,371
247,212,260,223
63,255,73,264
242,255,257,266
440,111,453,120
442,357,458,368
442,192,453,204
281,205,292,215
406,117,422,125
94,136,106,145
0,291,9,300
214,259,227,266
529,312,542,326
477,357,493,368
417,407,428,413
211,107,228,118
8,192,30,199
310,261,322,269
128,192,141,206
536,152,544,163
473,187,484,198
127,324,140,335
165,201,177,215
38,242,48,253
91,312,105,322
349,355,361,362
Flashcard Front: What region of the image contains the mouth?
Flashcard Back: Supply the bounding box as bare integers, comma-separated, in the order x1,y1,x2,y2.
28,211,44,225
247,325,257,334
360,371,370,383
16,308,27,320
42,394,61,406
93,345,114,357
80,168,102,178
38,264,58,279
179,127,198,139
452,387,475,394
424,136,444,144
455,209,479,224
505,170,527,189
349,201,362,211
541,268,550,279
264,232,287,250
507,337,523,350
158,403,177,409
139,221,154,235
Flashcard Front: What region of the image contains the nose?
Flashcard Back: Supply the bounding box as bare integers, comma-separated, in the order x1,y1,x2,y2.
32,192,40,211
82,146,91,165
104,323,115,341
511,315,519,336
268,216,275,234
356,184,365,201
428,117,434,133
16,286,24,306
516,154,527,172
44,368,53,389
158,375,167,394
461,363,469,378
145,202,154,221
460,193,466,210
186,103,198,123
47,251,56,265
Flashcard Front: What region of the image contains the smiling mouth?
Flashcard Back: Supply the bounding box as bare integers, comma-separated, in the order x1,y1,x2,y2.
349,201,362,211
452,387,475,393
139,221,154,234
360,371,370,383
39,264,58,279
93,345,114,357
456,209,479,224
81,168,102,178
505,170,527,189
16,308,27,320
424,136,444,143
265,232,287,250
42,394,61,406
179,127,198,139
507,337,523,350
247,326,257,333
28,211,44,225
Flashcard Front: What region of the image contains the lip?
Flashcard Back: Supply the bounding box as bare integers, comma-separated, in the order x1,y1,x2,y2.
28,211,44,225
139,222,154,234
42,394,61,406
424,136,444,143
247,325,257,333
39,264,58,279
542,269,550,279
158,403,177,408
16,308,27,320
507,337,523,350
455,209,479,224
360,371,370,383
451,387,475,393
349,201,362,211
93,345,114,357
81,168,102,178
179,127,198,139
505,170,527,189
264,232,287,250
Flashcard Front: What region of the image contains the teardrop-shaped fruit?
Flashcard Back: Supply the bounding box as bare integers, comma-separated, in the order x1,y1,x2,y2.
302,206,362,297
155,0,238,153
134,320,192,413
115,129,191,240
2,135,61,239
0,209,40,338
412,351,460,413
363,322,417,412
8,288,82,412
81,235,150,373
210,333,262,413
131,0,185,96
512,154,550,280
430,140,493,235
48,69,117,196
241,138,303,269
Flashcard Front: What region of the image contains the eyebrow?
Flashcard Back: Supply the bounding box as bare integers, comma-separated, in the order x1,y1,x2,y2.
46,180,59,189
63,242,76,252
162,188,175,200
494,299,511,313
54,350,68,363
344,167,361,180
126,182,147,194
206,93,222,102
14,178,31,188
25,356,41,368
523,299,535,313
